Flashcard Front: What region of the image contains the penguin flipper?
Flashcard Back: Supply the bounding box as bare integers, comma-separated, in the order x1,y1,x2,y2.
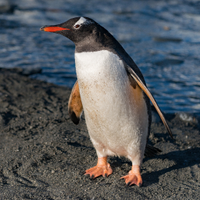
68,81,83,125
124,63,173,139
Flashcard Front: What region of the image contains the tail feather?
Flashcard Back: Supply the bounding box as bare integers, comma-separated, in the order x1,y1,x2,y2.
144,144,161,157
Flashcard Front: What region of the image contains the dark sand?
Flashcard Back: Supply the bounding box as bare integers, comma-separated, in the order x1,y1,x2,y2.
0,68,200,199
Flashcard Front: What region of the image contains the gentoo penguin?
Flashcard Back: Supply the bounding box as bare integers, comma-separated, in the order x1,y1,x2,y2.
40,17,173,186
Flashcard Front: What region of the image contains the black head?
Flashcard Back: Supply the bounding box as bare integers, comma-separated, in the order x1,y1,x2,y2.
40,17,98,44
41,16,127,54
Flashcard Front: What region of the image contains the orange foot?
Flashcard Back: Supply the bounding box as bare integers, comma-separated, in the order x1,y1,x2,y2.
121,165,142,187
85,157,112,179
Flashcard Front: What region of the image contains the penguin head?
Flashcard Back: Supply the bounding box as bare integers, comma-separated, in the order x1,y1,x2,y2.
40,17,97,44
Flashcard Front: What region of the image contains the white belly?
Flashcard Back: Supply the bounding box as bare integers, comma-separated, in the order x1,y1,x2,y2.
75,50,148,165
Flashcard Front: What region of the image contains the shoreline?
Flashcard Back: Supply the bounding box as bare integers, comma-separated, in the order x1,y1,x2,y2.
0,68,199,199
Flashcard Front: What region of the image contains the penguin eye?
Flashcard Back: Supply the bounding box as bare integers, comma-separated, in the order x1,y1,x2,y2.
74,24,81,29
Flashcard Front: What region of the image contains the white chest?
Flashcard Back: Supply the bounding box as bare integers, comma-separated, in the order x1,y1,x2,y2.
75,50,129,108
75,50,126,85
74,50,148,160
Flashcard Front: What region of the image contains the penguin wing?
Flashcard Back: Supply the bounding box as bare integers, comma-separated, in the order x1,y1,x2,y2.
124,62,173,139
68,81,83,125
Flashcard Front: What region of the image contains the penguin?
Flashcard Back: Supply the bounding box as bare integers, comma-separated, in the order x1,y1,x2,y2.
40,17,173,187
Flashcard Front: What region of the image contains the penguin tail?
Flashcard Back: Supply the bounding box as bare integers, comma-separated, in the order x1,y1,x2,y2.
144,144,161,157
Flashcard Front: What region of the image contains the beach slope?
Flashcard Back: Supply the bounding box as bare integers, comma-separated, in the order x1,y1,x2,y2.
0,68,199,199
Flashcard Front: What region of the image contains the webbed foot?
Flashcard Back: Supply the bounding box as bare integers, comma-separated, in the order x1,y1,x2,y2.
85,157,112,179
121,165,142,187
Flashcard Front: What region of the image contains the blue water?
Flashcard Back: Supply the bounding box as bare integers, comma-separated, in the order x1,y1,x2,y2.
1,0,200,113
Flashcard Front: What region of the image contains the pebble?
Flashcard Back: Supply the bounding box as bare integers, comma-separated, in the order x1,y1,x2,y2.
178,113,193,122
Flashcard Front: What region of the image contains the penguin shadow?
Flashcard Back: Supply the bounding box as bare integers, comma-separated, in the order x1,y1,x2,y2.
142,147,200,186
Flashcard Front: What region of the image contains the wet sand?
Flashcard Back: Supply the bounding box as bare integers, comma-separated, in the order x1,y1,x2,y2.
0,68,200,199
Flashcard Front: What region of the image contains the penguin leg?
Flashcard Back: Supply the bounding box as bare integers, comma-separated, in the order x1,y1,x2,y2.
121,165,142,187
68,81,83,125
85,157,112,178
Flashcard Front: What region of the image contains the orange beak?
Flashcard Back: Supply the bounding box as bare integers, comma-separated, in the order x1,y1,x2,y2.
40,26,70,32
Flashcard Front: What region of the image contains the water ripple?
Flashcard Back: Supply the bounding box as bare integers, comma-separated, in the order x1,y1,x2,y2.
1,0,200,113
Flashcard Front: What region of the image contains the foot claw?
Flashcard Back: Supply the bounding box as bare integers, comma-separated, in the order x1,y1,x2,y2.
90,174,94,179
126,181,131,186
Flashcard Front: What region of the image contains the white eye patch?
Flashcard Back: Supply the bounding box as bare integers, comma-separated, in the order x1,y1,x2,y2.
74,17,93,27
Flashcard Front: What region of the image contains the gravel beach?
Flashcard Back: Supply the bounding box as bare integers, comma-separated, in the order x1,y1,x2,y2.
0,68,200,199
